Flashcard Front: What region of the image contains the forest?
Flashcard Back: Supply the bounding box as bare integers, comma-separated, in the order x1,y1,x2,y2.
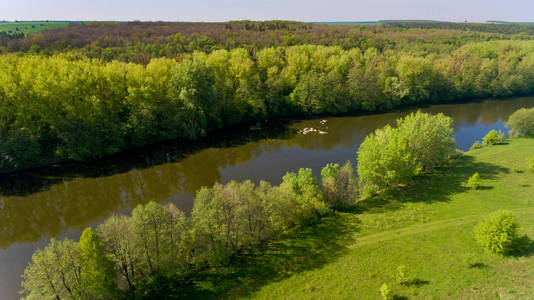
2,37,534,170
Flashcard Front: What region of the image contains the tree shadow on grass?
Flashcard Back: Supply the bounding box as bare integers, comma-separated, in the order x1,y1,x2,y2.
353,154,509,215
407,278,430,287
165,214,361,299
467,262,488,269
511,235,534,257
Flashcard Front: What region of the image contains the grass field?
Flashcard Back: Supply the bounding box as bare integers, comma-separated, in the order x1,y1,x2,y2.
174,138,534,299
0,21,69,35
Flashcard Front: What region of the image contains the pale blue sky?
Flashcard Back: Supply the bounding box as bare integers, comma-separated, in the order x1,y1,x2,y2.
1,0,533,22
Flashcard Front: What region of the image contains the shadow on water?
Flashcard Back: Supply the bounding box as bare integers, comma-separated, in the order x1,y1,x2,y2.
157,154,510,299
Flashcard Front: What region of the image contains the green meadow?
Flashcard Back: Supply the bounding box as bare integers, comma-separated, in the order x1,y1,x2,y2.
0,21,69,35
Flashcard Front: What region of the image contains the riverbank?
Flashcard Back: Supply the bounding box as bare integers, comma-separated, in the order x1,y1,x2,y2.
177,138,534,299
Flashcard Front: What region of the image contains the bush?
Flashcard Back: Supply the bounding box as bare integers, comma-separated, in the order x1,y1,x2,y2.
482,129,505,146
474,210,519,256
470,140,482,150
396,265,409,285
528,156,534,172
380,283,392,300
506,107,534,137
466,172,481,190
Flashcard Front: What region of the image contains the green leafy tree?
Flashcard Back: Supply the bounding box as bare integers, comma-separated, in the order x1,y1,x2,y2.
98,215,140,291
170,59,218,138
398,111,455,169
357,124,416,196
78,227,120,298
357,112,454,196
0,128,41,169
321,161,358,209
506,107,534,137
191,186,229,266
279,168,327,225
21,239,83,299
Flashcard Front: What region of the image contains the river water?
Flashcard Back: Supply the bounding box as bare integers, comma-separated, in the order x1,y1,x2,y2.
1,97,533,299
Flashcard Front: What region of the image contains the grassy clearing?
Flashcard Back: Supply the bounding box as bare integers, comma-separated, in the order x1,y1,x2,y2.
175,138,534,299
0,21,69,35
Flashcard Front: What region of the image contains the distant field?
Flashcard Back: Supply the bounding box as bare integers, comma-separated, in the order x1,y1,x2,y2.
0,21,69,35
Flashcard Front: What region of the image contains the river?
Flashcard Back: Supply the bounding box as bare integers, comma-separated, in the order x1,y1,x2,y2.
1,97,533,299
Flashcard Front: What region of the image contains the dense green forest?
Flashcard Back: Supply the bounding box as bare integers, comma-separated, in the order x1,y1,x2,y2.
2,38,534,169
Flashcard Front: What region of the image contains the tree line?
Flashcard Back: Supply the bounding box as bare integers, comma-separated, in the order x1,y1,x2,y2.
21,111,456,298
21,163,353,298
1,20,526,63
385,21,534,36
3,40,534,170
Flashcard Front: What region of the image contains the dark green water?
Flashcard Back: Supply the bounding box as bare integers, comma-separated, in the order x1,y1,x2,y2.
1,97,533,299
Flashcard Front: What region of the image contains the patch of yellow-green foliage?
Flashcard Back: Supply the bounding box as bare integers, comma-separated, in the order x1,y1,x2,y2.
474,210,519,256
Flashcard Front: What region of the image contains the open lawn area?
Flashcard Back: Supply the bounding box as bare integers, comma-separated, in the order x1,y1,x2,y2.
177,138,534,299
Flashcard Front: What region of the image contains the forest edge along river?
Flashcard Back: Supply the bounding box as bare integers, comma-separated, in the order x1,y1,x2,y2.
1,97,534,299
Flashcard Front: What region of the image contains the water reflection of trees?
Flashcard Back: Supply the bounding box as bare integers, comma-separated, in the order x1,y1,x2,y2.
1,97,533,248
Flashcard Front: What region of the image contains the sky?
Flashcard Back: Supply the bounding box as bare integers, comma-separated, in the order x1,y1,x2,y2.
2,0,534,23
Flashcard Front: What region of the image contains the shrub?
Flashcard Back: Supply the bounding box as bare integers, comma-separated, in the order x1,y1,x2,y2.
474,210,519,256
470,140,482,150
528,156,534,172
482,129,505,146
396,265,409,285
380,283,392,300
506,107,534,137
466,172,481,190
